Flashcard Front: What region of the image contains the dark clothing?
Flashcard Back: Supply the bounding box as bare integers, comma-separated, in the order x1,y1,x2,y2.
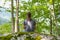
24,19,36,32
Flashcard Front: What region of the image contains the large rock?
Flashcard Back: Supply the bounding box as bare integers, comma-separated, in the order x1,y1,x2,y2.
0,32,58,40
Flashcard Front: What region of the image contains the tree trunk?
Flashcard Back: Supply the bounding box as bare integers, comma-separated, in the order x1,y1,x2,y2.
49,0,55,35
58,0,60,14
57,0,60,35
49,0,58,35
49,5,52,35
15,0,19,32
50,16,53,35
11,0,15,33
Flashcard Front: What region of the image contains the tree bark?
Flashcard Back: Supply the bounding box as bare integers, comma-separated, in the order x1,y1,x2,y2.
15,0,19,32
49,0,55,35
50,0,57,35
58,0,60,14
11,0,15,33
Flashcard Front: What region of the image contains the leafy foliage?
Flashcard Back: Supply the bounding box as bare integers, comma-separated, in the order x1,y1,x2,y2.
0,0,60,36
0,23,11,34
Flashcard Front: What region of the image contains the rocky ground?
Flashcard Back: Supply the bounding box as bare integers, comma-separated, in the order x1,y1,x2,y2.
0,32,60,40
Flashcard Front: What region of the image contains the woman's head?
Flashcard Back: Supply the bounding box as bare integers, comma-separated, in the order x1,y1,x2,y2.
27,12,31,18
27,12,31,20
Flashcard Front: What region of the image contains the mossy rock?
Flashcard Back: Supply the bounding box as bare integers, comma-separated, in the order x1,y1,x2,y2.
25,35,35,40
35,35,42,40
0,32,58,40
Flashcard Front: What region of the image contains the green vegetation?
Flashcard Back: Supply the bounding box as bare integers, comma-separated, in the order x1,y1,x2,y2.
0,0,60,36
0,23,11,34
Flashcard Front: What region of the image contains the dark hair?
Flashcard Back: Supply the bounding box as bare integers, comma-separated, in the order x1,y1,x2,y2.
27,12,31,17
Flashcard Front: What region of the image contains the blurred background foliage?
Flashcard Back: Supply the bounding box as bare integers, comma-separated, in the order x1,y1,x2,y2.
0,0,60,36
